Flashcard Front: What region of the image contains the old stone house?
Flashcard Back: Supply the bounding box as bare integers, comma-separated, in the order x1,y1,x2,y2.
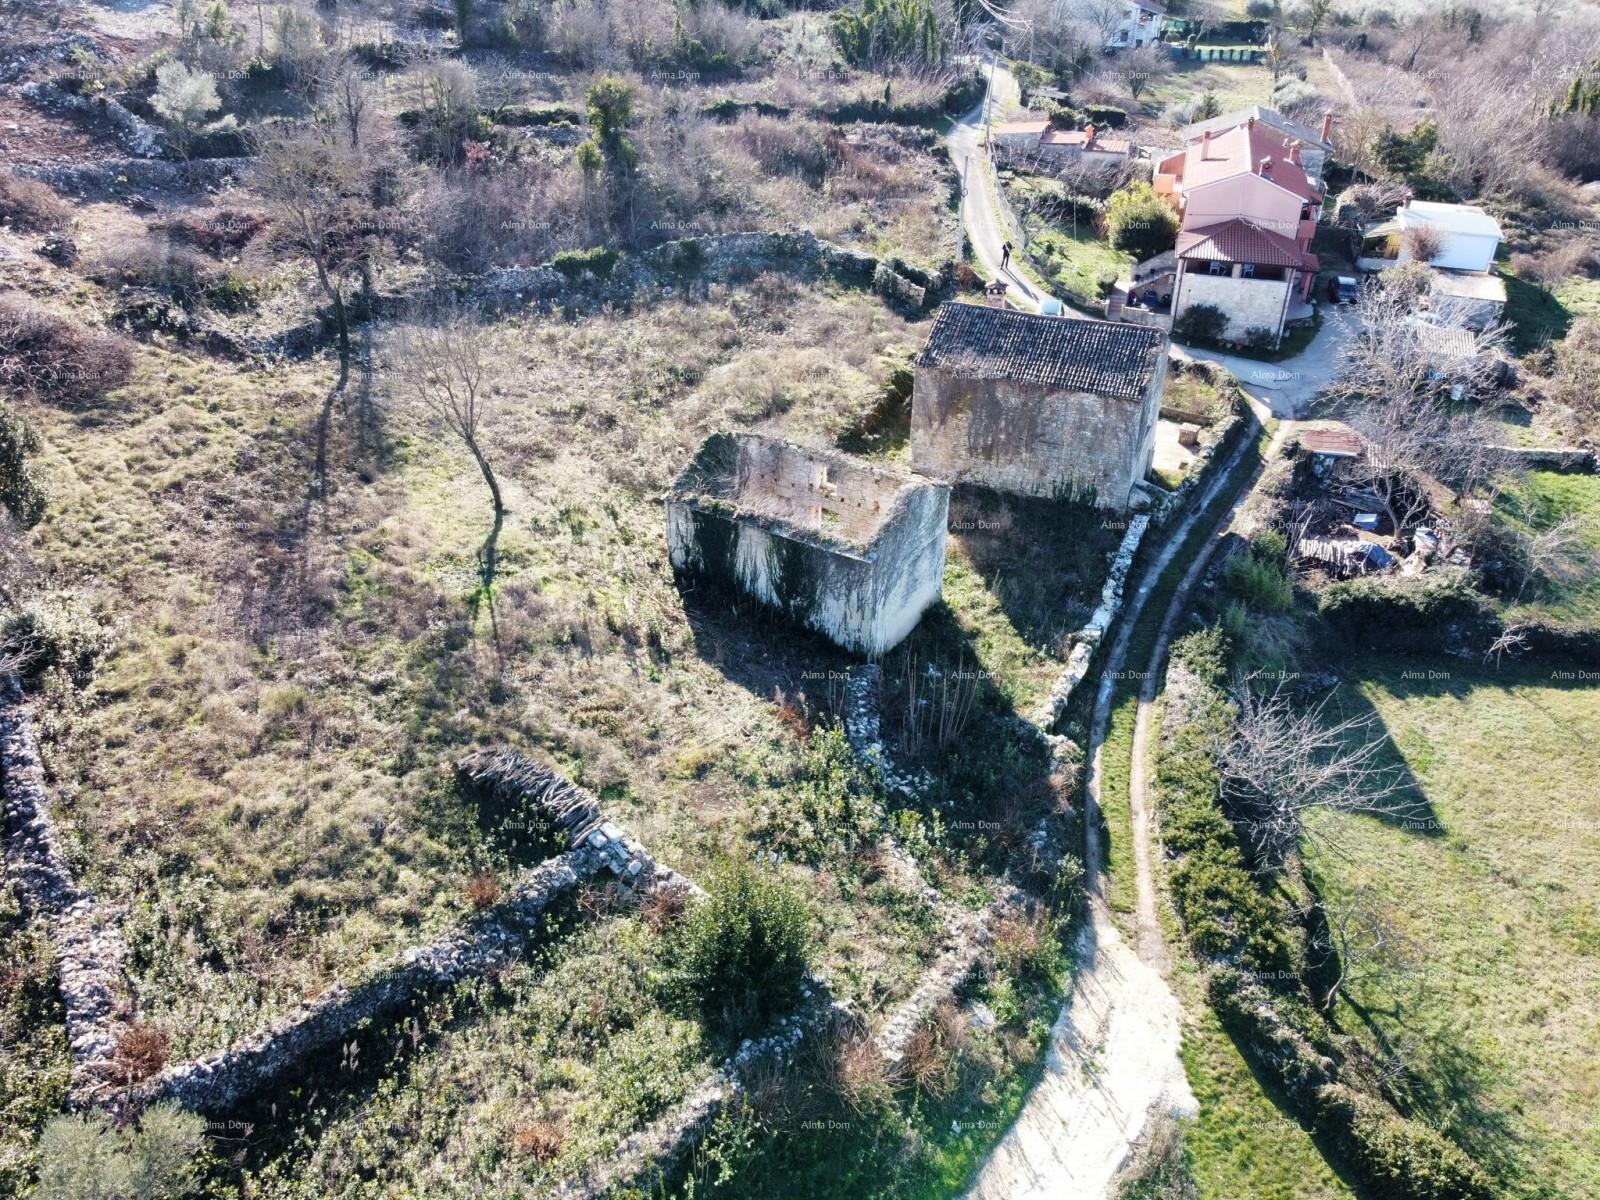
666,433,949,656
911,303,1167,510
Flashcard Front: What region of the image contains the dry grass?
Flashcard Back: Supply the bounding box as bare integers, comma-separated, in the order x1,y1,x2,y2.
464,872,501,911
112,1022,171,1086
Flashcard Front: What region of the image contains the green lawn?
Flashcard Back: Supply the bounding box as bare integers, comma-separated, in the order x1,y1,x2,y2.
1555,275,1600,322
1145,60,1274,119
1502,268,1575,352
1306,658,1600,1200
1025,226,1133,304
1496,470,1600,627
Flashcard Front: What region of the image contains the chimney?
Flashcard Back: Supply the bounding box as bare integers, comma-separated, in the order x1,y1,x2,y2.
1321,111,1334,144
1201,129,1211,159
1289,142,1301,164
1084,122,1096,145
1247,115,1257,131
1259,156,1273,174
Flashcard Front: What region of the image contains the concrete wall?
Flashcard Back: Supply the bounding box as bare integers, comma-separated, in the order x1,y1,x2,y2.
666,488,949,657
1174,268,1292,341
910,365,1164,509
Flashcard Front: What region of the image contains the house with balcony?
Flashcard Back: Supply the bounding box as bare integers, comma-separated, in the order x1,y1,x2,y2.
1149,118,1322,345
1066,0,1165,49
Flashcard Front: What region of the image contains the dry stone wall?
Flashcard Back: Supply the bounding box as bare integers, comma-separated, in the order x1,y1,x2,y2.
0,674,135,1108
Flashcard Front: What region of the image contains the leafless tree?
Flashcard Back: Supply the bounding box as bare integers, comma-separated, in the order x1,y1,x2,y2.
324,55,373,150
1310,883,1420,1012
1116,43,1167,104
1499,515,1600,605
1328,285,1511,537
1218,684,1413,871
1296,0,1335,43
1062,0,1125,49
1483,623,1530,667
255,128,382,366
1401,221,1444,264
391,307,505,516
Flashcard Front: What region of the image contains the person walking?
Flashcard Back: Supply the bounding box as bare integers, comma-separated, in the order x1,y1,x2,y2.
1001,241,1012,270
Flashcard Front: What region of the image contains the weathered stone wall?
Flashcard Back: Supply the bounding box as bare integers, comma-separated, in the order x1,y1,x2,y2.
1174,271,1292,341
19,82,166,158
910,366,1164,510
118,751,693,1116
0,675,135,1107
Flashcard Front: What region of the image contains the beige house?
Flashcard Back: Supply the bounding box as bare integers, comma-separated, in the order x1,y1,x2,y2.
911,303,1167,510
989,118,1133,168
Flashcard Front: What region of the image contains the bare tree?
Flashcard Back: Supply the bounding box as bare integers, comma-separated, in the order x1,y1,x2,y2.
1297,0,1335,43
1401,221,1444,264
1310,884,1420,1012
392,308,505,516
324,55,373,150
1063,0,1125,49
1218,684,1413,871
1116,43,1167,104
255,128,380,366
1328,285,1511,537
1498,515,1600,605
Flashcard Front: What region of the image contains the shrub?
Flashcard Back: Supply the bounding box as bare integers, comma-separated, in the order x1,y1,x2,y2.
1084,103,1128,129
112,1023,172,1086
464,872,500,910
1173,302,1228,345
551,246,619,279
94,239,213,303
753,725,882,865
158,208,265,255
1550,318,1600,415
672,859,812,1036
1224,544,1294,613
1104,181,1179,260
1,593,115,686
0,173,68,233
1317,570,1487,643
0,403,45,528
34,1103,208,1200
0,295,133,407
732,114,838,186
1314,1084,1493,1200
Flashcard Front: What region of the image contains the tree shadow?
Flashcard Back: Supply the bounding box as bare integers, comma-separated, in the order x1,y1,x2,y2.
467,508,507,680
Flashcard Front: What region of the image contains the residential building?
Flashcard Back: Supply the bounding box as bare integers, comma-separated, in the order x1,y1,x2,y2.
911,303,1168,510
1154,118,1323,344
1180,105,1336,186
989,118,1133,168
666,434,949,656
1358,200,1508,328
1098,0,1166,48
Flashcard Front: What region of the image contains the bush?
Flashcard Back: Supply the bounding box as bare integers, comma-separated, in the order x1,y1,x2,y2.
1173,302,1228,345
94,238,213,303
1317,570,1487,643
0,404,45,528
1224,533,1295,613
1084,103,1128,129
551,246,619,279
0,173,68,233
672,859,812,1036
0,293,133,407
1314,1084,1493,1200
2,593,115,685
1104,181,1179,260
35,1103,208,1200
753,726,882,865
157,208,265,255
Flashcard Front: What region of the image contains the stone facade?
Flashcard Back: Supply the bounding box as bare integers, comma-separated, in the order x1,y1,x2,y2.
1173,269,1292,342
911,306,1167,510
667,434,949,657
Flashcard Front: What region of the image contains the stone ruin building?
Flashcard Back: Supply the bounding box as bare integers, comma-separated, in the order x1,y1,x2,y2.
666,433,949,656
911,303,1168,510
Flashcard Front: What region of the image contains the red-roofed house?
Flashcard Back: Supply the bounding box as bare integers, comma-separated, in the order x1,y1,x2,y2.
1152,118,1323,344
991,119,1134,168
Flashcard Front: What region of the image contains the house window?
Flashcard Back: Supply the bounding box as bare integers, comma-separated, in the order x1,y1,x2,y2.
1240,263,1256,278
1208,261,1228,276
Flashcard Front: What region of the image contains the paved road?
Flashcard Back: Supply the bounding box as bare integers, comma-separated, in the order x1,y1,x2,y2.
949,59,1045,313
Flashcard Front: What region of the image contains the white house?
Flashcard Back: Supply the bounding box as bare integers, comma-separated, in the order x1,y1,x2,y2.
1366,200,1503,273
1072,0,1165,50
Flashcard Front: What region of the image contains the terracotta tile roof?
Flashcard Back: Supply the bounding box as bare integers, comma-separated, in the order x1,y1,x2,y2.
1182,105,1333,151
1175,123,1319,201
992,119,1049,137
1039,129,1133,153
1177,219,1314,268
1302,428,1362,457
916,304,1165,402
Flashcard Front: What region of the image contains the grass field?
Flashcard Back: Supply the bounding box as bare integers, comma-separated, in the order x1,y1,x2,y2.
1144,60,1274,121
1307,657,1600,1200
1496,470,1600,627
1024,226,1133,303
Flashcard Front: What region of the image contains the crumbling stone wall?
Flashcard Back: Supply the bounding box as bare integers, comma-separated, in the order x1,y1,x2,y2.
119,750,693,1116
0,674,134,1107
911,368,1164,510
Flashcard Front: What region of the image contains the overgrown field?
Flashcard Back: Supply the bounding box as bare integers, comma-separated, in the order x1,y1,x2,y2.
1308,656,1600,1200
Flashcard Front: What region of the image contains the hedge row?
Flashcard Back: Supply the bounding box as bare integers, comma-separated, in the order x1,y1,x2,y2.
1161,645,1494,1200
1156,635,1296,977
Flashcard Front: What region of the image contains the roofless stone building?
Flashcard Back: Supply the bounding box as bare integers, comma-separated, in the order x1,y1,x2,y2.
666,433,949,656
911,304,1167,510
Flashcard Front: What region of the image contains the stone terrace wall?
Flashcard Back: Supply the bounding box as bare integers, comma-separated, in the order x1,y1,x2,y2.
120,749,693,1116
0,674,134,1107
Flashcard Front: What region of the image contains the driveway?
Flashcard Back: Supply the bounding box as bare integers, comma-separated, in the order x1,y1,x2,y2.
1175,306,1357,419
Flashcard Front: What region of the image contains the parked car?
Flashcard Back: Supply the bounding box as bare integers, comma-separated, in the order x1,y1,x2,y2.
1328,275,1358,304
